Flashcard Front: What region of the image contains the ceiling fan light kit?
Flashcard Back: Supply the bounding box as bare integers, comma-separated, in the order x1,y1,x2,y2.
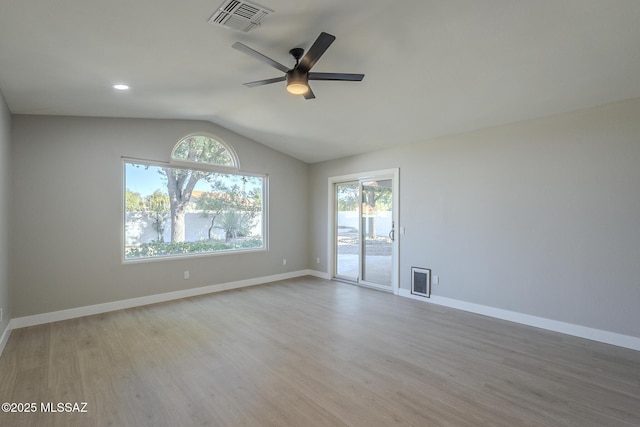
232,32,365,99
285,47,309,95
286,70,309,95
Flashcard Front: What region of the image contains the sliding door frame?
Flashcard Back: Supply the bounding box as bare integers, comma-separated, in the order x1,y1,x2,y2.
327,168,400,295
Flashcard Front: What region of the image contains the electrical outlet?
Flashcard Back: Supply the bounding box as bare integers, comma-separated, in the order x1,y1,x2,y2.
184,270,190,280
433,275,439,285
316,257,320,264
282,259,287,265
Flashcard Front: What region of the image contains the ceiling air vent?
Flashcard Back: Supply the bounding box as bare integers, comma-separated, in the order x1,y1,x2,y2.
209,0,274,32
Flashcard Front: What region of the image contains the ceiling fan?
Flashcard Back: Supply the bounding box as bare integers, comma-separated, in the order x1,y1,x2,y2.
232,32,365,100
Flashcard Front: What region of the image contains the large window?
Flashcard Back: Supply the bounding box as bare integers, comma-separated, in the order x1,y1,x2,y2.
123,134,266,261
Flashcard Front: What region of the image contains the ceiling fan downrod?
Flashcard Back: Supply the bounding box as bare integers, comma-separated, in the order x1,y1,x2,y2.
289,48,304,67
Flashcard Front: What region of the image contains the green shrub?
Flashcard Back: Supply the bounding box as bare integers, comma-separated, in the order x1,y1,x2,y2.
125,239,262,259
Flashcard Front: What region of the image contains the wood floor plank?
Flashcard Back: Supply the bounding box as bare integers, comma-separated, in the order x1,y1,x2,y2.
1,277,639,426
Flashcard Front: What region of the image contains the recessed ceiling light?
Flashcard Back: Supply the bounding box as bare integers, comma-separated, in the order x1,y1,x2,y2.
113,84,130,90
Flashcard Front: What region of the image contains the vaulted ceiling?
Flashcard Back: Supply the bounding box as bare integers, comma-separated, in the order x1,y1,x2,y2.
1,0,640,163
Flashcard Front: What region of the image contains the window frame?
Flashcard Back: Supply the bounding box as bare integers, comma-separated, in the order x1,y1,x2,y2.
122,156,269,263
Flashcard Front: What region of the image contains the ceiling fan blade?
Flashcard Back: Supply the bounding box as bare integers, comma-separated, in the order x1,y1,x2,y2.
303,86,316,100
308,72,365,81
297,32,336,73
243,76,287,88
232,42,290,73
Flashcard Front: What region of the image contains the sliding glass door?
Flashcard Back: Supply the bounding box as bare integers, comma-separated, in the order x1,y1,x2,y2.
361,179,393,286
335,182,360,281
333,172,396,292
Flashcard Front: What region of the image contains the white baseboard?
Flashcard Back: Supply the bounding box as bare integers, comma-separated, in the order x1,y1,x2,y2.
9,270,314,331
306,269,331,280
399,289,640,351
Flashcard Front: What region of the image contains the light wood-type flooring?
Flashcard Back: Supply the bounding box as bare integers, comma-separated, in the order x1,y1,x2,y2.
1,277,639,426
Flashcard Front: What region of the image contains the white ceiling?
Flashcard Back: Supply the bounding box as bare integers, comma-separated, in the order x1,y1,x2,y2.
1,0,640,163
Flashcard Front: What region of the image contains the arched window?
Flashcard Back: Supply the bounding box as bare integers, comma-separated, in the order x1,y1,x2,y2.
171,133,239,169
123,133,267,261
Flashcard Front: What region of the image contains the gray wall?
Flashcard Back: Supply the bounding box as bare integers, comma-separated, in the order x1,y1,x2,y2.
309,98,640,338
0,92,10,333
8,99,640,339
11,115,309,317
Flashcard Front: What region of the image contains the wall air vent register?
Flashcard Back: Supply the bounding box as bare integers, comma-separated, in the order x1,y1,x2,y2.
209,0,274,32
411,267,431,298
